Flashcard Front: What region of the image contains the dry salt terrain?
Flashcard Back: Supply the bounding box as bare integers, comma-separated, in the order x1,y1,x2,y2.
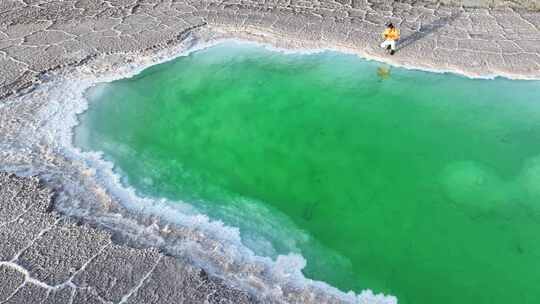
1,1,540,303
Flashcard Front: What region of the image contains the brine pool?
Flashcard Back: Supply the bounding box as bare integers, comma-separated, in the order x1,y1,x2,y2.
75,42,540,304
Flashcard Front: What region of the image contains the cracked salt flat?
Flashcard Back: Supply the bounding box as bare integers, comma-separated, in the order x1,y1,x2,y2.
1,0,540,99
1,0,540,303
0,173,256,304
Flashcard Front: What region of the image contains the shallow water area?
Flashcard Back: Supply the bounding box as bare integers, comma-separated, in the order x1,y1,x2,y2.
75,42,540,304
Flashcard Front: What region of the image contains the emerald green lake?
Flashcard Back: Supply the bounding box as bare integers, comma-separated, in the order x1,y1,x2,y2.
75,42,540,304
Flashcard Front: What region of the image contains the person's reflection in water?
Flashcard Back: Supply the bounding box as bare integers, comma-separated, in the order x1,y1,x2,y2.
377,65,391,81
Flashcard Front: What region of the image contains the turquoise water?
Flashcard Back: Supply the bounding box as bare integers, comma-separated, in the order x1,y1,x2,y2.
75,42,540,304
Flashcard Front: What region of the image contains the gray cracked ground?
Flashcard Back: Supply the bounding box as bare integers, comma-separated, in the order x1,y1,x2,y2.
0,172,255,304
1,0,539,99
1,1,540,304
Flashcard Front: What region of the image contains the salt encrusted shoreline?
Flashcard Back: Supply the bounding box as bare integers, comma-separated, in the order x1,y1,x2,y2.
1,1,540,303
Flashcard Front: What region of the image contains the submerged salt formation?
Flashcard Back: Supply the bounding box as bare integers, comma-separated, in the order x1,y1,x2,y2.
1,1,540,303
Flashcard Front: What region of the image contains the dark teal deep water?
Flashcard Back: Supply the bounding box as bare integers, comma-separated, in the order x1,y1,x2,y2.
76,42,540,304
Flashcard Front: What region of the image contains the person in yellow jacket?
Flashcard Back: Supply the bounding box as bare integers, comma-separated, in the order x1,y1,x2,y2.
380,23,400,55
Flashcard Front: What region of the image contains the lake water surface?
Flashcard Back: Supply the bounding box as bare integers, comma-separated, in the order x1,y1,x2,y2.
75,42,540,304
